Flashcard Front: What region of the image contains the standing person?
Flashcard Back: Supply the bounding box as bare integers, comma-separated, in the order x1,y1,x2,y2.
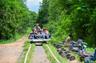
34,23,42,33
64,33,73,47
34,26,41,38
33,23,42,38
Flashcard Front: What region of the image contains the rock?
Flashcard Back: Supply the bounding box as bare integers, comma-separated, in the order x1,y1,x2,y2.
66,54,71,59
69,56,75,61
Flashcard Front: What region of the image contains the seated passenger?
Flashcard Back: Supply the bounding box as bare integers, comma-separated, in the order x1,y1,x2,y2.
77,38,83,47
29,29,36,39
84,48,96,63
78,48,89,58
43,29,51,39
31,28,41,39
92,49,96,61
69,41,78,51
77,39,87,52
29,33,34,39
40,29,46,39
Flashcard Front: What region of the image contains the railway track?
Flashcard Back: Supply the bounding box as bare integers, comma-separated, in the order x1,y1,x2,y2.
24,43,61,63
24,43,80,63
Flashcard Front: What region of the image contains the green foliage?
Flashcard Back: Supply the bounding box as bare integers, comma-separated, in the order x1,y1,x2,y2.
0,0,37,40
39,0,96,46
0,33,22,44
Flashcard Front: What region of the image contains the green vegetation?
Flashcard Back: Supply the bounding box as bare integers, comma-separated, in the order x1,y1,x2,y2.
43,44,68,63
37,0,49,24
19,41,35,63
0,28,32,44
0,0,96,62
0,0,36,42
0,33,22,44
38,0,96,47
38,0,96,62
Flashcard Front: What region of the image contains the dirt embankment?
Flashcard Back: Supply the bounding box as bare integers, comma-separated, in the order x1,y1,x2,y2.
0,37,27,63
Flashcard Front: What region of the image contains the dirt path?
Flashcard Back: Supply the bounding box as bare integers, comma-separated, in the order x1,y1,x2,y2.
31,46,50,63
0,37,27,63
69,60,80,63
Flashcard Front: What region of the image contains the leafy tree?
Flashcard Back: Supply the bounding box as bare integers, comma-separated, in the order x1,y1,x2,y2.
37,0,49,24
0,0,36,39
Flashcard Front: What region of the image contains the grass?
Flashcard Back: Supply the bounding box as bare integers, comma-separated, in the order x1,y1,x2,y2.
86,48,94,53
19,41,35,63
43,43,68,63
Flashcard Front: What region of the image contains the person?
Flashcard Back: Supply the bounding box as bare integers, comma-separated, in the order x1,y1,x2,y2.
84,48,96,63
77,38,87,52
69,40,78,51
40,29,46,39
77,39,89,58
92,49,96,61
64,33,73,46
43,29,51,39
33,23,42,33
78,48,89,58
32,23,42,38
29,33,34,39
29,29,36,39
77,39,83,47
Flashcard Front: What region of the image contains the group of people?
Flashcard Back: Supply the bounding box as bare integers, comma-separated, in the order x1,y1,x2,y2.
64,34,96,63
29,23,51,39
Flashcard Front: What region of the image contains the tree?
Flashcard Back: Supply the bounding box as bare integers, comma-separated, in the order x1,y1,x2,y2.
0,0,36,39
37,0,49,24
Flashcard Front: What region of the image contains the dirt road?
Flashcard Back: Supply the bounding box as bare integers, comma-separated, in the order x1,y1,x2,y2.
69,60,80,63
0,37,27,63
31,46,50,63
